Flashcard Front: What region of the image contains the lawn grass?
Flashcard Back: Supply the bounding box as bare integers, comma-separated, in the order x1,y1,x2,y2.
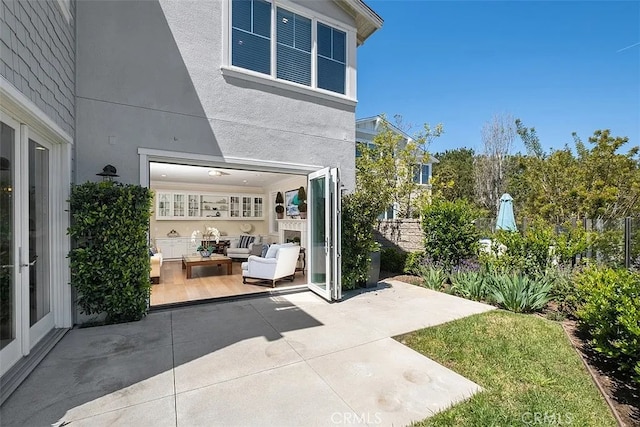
402,310,616,426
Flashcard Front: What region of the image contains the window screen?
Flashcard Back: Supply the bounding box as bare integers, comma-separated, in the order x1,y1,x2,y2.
232,0,271,75
277,8,311,86
317,22,346,94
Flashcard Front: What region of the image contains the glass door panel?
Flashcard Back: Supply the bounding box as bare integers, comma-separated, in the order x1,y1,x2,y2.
0,122,16,351
307,168,330,299
173,194,185,217
28,139,50,327
0,117,21,376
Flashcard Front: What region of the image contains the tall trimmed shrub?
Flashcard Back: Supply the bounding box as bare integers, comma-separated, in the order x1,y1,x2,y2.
68,181,153,323
421,199,481,269
341,192,380,290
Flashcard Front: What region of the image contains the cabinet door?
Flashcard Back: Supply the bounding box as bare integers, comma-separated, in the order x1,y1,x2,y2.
242,196,252,218
157,193,172,218
173,194,185,217
187,194,200,218
253,197,263,218
229,196,240,218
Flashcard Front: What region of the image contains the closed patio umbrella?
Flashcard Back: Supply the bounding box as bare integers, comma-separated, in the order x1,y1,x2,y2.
496,193,517,231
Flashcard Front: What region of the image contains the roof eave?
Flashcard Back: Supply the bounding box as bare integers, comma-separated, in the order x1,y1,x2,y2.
334,0,383,45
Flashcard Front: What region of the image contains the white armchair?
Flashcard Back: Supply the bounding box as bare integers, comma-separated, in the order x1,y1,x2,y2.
241,245,301,287
226,235,263,260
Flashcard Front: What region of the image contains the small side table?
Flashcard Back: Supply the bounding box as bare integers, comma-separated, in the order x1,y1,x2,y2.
296,247,306,276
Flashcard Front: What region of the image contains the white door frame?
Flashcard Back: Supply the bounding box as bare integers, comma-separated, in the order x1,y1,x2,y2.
0,78,73,376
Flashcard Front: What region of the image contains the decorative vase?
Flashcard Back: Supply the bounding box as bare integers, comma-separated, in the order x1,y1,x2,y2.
200,250,212,257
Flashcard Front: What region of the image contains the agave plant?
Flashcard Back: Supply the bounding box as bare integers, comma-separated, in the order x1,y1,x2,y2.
450,271,486,301
487,273,553,313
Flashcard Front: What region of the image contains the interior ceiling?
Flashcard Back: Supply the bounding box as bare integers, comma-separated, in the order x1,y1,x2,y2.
149,162,296,187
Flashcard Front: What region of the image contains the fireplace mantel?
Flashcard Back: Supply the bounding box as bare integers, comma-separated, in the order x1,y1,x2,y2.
277,219,307,246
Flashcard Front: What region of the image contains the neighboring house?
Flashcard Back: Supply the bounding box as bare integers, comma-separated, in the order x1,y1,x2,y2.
0,0,382,397
355,115,438,219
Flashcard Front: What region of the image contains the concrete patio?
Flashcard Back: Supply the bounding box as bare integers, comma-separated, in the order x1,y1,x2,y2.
0,280,494,426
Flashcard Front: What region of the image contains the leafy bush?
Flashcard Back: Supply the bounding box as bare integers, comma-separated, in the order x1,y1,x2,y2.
487,273,552,313
421,199,481,270
486,223,554,275
575,267,640,383
450,271,486,301
380,247,408,273
544,267,581,317
404,251,424,274
341,193,380,290
68,181,153,323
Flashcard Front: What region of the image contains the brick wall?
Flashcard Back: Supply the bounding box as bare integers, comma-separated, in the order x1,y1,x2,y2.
375,219,423,253
1,0,75,135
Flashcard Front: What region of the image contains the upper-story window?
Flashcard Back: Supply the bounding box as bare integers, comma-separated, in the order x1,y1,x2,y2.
232,0,272,74
317,23,346,94
413,164,430,185
230,0,349,96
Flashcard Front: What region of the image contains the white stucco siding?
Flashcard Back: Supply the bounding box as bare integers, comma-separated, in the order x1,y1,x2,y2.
76,0,357,188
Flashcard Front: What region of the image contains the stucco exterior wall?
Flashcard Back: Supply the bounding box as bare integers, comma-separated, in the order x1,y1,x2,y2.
75,0,357,189
0,0,75,135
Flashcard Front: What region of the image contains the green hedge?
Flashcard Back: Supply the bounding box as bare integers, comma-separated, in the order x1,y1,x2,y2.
380,247,407,273
68,181,153,323
575,267,640,384
341,193,379,290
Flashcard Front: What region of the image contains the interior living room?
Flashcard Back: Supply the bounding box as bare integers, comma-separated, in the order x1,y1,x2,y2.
148,162,310,307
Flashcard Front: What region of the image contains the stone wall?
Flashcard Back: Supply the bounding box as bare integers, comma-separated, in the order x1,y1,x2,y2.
375,219,423,253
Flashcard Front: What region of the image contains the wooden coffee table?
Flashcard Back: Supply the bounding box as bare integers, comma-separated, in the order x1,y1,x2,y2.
182,255,233,279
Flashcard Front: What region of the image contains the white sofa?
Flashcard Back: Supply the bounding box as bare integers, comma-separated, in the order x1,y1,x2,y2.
225,235,263,260
241,245,301,287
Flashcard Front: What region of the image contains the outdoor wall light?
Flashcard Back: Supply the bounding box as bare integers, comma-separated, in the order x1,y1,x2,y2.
97,164,119,181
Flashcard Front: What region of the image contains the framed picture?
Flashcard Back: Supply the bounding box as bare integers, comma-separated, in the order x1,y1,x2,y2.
285,189,300,217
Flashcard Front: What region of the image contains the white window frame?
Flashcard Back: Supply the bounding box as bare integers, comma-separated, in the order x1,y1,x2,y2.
414,163,431,186
222,0,357,105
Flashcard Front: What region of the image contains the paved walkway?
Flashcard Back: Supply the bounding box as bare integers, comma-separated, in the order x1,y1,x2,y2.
1,280,494,426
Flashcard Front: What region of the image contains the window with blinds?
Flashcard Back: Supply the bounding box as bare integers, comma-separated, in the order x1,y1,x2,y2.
277,8,311,86
232,0,271,75
230,1,348,96
317,22,346,94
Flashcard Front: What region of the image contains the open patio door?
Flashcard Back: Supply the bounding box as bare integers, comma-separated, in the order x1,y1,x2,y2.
307,167,341,301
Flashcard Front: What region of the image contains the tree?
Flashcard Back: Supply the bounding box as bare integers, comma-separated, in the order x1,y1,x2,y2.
510,121,640,222
356,115,443,218
474,114,515,216
432,148,476,202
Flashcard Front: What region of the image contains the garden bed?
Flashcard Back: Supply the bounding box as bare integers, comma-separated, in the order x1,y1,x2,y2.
562,320,639,427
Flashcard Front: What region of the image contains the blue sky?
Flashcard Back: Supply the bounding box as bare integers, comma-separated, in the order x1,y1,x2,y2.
356,1,640,155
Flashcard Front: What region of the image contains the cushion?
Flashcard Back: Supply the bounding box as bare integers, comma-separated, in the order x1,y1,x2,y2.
260,244,269,258
265,244,280,259
238,235,255,249
149,248,154,257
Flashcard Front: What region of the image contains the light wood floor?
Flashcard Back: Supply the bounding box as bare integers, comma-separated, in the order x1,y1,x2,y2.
150,259,308,306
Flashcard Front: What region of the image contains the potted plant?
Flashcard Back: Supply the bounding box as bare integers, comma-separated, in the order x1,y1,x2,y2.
297,186,307,219
275,191,285,219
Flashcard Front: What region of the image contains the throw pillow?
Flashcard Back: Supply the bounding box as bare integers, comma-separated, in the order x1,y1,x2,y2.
149,248,154,257
261,244,269,258
238,235,255,249
265,244,280,259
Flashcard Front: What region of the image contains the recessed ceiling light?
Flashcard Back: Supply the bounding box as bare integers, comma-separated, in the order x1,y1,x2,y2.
208,170,222,177
161,174,167,177
243,180,248,183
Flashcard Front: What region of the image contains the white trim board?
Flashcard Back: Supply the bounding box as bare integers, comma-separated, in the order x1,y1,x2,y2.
0,76,73,146
138,148,323,177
